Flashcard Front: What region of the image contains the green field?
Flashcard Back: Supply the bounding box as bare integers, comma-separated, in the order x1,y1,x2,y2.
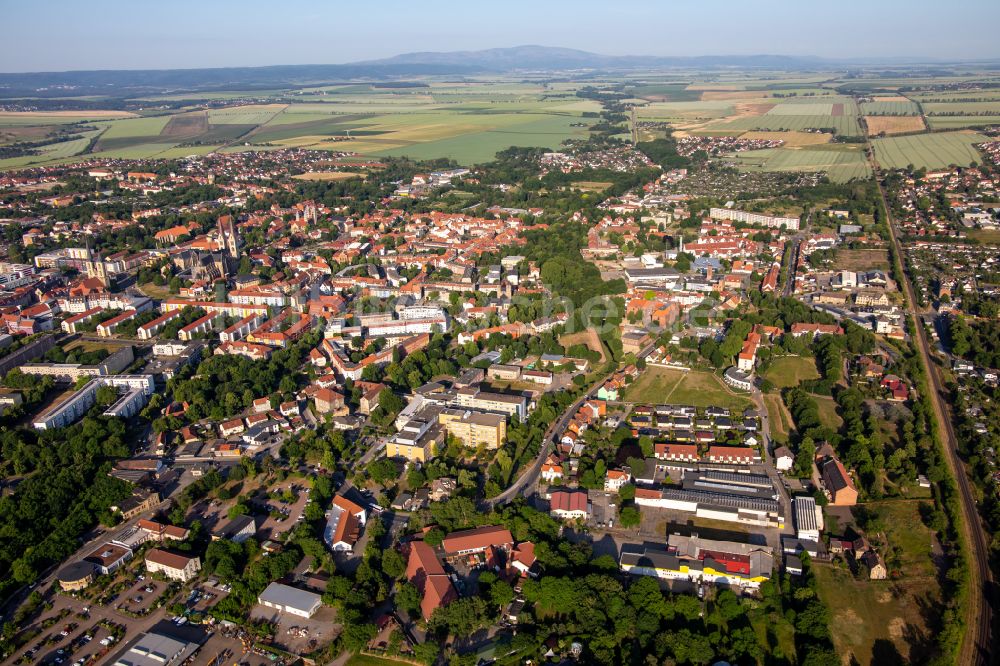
707,113,862,136
724,144,871,182
814,395,843,430
872,131,987,169
926,115,1000,129
923,101,1000,115
0,81,602,170
859,100,921,116
345,655,416,666
624,367,752,411
815,500,942,665
763,356,820,388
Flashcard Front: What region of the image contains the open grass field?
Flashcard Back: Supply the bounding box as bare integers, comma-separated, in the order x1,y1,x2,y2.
763,393,792,444
138,282,173,300
814,563,940,665
291,171,363,181
814,395,843,430
763,356,820,389
559,329,607,363
835,248,891,271
624,367,752,411
966,229,1000,245
815,499,941,665
864,115,926,136
872,130,987,169
724,144,871,183
569,180,613,192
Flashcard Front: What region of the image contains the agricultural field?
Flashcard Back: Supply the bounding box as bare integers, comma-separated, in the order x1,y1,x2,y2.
922,100,1000,115
207,104,286,124
925,115,1000,129
624,367,752,411
0,110,135,125
636,100,735,121
739,130,832,146
0,81,603,169
859,98,921,116
707,113,862,137
0,125,105,169
723,143,871,183
864,115,926,136
871,130,987,169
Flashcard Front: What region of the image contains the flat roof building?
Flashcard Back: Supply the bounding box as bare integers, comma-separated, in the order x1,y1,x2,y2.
257,582,322,618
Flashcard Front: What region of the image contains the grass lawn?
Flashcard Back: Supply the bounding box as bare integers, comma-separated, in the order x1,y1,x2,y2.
138,281,173,300
814,395,843,430
62,340,126,353
346,656,417,666
763,355,820,389
866,500,939,577
751,611,797,662
763,393,791,444
625,367,752,411
814,561,939,664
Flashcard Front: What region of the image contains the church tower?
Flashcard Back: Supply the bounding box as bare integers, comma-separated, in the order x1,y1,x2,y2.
218,215,241,259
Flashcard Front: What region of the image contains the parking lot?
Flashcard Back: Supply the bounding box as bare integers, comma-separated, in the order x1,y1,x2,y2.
114,578,168,616
254,480,310,541
248,604,340,655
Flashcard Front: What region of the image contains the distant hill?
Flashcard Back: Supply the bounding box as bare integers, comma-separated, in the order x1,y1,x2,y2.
0,46,988,100
355,45,828,70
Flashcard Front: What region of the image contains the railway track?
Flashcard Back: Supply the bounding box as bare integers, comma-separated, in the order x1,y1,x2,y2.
872,156,995,665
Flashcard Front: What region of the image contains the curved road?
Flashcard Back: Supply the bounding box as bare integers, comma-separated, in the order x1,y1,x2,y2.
873,161,995,666
485,343,657,509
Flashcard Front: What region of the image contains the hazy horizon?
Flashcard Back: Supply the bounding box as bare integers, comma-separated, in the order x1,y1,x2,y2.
2,0,1000,73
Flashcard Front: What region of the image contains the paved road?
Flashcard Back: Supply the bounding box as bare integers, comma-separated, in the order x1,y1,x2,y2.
872,159,995,666
485,343,657,509
750,387,795,535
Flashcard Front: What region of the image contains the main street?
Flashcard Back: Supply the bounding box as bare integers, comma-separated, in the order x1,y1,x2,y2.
872,156,995,666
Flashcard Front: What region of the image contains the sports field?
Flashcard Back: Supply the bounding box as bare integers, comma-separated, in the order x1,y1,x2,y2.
724,144,871,182
762,356,820,389
624,367,752,411
871,131,987,169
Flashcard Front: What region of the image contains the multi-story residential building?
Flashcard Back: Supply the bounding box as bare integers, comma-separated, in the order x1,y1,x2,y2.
144,549,201,582
386,417,446,462
438,408,507,450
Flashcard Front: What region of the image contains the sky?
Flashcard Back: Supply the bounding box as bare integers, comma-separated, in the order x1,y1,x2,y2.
2,0,999,72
